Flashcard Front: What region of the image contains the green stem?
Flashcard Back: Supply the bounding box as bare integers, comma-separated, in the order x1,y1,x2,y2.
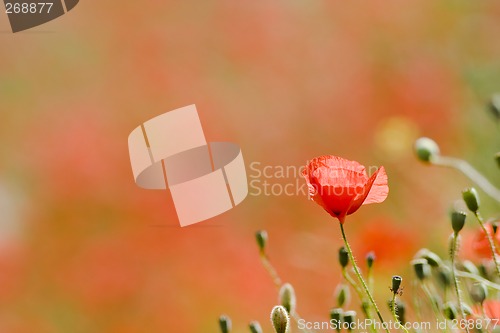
451,232,470,333
390,294,409,333
340,223,390,333
474,212,500,278
259,253,314,333
456,270,500,291
342,268,377,333
431,156,500,203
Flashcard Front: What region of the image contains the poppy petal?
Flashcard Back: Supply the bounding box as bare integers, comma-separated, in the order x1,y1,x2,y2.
363,166,389,205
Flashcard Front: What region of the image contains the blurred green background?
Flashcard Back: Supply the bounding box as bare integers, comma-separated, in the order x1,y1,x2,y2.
0,1,499,332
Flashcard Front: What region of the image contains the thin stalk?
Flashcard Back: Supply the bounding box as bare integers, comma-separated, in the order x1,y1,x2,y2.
456,270,500,291
450,232,470,333
259,253,282,288
431,155,500,203
390,294,409,333
259,253,314,333
342,268,377,333
340,223,390,333
474,212,500,277
368,266,374,294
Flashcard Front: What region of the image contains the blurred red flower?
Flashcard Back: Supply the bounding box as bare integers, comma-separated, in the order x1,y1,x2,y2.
484,300,500,319
473,222,500,258
302,156,388,223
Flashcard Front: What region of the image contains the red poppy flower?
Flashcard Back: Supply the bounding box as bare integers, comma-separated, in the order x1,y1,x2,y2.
483,300,500,319
302,156,389,223
473,222,500,258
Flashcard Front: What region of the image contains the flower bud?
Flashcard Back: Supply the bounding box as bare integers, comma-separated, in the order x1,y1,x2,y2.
462,187,480,213
414,248,442,267
391,275,403,295
330,308,343,333
255,230,268,254
249,321,263,333
339,247,349,268
279,283,296,314
366,251,376,269
270,306,289,333
411,259,431,281
219,315,231,333
414,137,440,162
437,266,452,289
361,301,370,318
334,284,350,308
443,303,458,321
460,260,479,275
343,311,356,332
451,210,467,234
489,93,500,120
470,283,488,305
495,152,500,169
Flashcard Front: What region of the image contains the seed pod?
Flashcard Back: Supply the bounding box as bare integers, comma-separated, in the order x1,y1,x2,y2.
366,251,376,269
339,247,349,268
391,276,403,295
470,283,488,305
249,321,263,333
411,259,431,281
255,230,268,254
451,210,467,234
334,284,350,308
219,315,231,333
330,308,343,333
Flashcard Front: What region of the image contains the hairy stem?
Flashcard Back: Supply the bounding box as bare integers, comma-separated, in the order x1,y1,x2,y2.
451,232,470,333
474,212,500,278
390,294,409,333
340,223,390,333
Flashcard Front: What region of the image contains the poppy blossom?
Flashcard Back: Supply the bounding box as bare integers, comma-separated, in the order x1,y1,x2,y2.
302,156,389,223
472,222,500,258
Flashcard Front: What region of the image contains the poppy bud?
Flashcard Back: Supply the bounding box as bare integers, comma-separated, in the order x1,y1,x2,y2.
279,283,296,314
470,283,488,305
495,152,500,169
460,260,479,275
334,284,350,308
343,311,356,332
219,315,231,333
415,248,442,267
462,187,480,213
330,308,343,333
414,137,440,162
489,93,500,120
270,305,289,333
451,210,467,234
255,230,268,254
411,259,431,281
339,247,349,268
443,303,458,321
391,275,403,295
249,321,263,333
437,266,452,289
366,251,376,269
